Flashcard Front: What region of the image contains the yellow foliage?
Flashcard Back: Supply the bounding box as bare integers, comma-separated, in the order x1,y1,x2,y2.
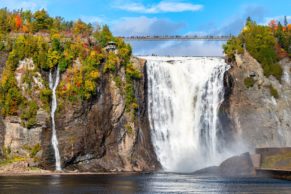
90,70,100,80
90,50,97,58
85,80,95,92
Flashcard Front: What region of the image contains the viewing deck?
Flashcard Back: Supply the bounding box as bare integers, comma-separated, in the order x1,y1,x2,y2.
118,35,232,41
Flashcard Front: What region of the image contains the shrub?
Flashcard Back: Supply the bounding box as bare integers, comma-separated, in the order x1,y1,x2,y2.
125,124,133,135
20,101,38,129
126,63,142,80
269,85,279,99
30,144,41,158
223,37,244,60
244,77,255,88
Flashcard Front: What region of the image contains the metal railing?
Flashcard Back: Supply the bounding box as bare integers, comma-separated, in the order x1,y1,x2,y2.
118,35,232,41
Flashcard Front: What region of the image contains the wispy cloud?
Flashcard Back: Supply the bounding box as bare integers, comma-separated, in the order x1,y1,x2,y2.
112,16,185,36
115,1,203,14
80,15,107,25
0,0,48,11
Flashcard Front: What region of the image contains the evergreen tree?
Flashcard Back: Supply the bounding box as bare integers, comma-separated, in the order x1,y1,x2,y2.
284,16,288,28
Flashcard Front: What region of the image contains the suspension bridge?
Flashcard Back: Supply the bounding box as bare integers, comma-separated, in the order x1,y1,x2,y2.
118,35,232,41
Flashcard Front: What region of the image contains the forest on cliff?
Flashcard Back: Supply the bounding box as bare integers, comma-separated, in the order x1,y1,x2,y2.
224,17,291,82
0,8,141,129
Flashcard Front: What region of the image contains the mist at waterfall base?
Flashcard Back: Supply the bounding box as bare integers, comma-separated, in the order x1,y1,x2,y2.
143,56,247,172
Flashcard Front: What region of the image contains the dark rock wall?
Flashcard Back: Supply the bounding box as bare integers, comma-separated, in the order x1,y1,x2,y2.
41,57,159,171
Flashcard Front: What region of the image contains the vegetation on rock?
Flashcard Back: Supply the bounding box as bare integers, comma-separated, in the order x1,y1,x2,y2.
269,85,279,99
0,8,141,128
224,17,290,81
244,77,255,88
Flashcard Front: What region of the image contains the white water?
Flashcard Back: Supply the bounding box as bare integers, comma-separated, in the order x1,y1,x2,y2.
143,56,229,172
49,67,62,171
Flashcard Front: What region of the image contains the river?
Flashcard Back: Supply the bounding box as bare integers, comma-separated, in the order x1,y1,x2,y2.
0,173,290,194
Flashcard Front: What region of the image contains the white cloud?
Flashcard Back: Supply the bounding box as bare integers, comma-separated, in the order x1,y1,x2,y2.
115,1,203,13
0,0,47,11
110,15,222,56
112,16,185,36
80,15,107,25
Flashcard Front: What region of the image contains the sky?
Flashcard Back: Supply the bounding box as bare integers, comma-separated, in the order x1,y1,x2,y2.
0,0,291,56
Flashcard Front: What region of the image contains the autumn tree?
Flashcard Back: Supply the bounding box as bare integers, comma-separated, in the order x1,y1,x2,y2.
94,25,113,47
268,19,278,32
72,19,92,36
32,9,53,32
15,15,22,30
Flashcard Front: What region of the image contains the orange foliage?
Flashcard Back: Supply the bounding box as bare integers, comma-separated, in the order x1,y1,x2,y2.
288,24,291,31
22,25,29,33
15,15,22,30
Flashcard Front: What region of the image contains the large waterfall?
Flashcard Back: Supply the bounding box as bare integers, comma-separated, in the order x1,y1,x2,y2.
144,56,229,172
49,67,62,171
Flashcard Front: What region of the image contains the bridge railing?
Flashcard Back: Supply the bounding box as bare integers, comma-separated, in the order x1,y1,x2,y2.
117,35,232,41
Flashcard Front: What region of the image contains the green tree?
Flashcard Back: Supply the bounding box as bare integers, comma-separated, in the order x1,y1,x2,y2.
94,25,113,47
32,9,52,32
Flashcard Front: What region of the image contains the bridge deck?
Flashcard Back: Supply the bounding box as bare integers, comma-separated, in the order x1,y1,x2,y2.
118,36,232,41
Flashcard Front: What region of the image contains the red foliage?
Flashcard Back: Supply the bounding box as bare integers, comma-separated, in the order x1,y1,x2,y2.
268,20,278,31
76,82,81,88
15,15,22,30
275,43,288,59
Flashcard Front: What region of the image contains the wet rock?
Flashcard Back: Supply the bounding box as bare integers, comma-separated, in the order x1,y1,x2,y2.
193,152,256,177
223,52,291,150
219,152,255,176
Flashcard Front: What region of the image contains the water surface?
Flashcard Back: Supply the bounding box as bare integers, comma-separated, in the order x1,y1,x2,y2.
0,173,291,194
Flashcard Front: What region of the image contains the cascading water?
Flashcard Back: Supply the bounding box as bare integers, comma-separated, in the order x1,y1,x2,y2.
49,66,62,171
143,56,229,172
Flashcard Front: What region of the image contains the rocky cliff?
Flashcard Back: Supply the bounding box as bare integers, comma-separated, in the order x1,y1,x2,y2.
0,55,159,172
223,52,291,150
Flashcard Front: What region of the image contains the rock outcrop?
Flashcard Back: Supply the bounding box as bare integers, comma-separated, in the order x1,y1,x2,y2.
40,57,159,172
0,54,159,172
194,152,256,177
223,52,291,150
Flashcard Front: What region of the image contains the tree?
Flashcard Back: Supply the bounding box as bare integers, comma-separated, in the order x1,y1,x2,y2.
15,15,22,30
94,25,113,47
284,16,288,28
0,8,10,33
72,19,92,36
32,9,52,32
268,19,278,32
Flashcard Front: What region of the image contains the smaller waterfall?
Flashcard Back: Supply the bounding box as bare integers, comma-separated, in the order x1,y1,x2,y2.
49,67,61,171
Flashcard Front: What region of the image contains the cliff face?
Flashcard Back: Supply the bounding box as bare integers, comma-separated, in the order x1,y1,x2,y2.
223,52,291,150
0,56,159,172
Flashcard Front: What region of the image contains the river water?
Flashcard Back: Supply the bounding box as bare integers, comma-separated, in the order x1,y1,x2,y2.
0,173,291,194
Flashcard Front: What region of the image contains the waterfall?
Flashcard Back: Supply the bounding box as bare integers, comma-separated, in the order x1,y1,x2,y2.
144,56,229,172
49,66,62,171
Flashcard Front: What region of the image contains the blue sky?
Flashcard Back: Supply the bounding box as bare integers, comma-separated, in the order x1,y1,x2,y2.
1,0,291,56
